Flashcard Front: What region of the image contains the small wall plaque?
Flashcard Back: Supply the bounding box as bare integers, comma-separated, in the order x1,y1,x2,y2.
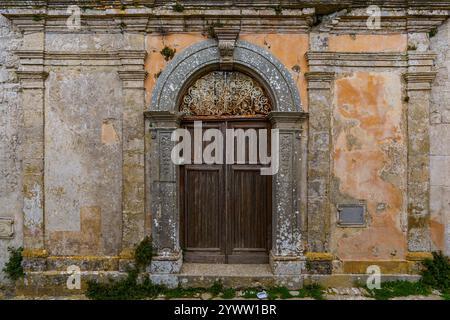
337,203,366,227
0,218,14,239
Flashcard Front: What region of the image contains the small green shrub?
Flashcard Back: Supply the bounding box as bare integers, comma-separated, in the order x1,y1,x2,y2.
86,269,165,300
160,46,176,61
221,287,236,299
429,27,438,38
209,280,224,296
206,22,224,38
267,286,292,299
273,5,283,15
366,280,430,300
173,2,185,13
299,284,325,300
134,236,154,271
2,247,24,281
421,251,450,293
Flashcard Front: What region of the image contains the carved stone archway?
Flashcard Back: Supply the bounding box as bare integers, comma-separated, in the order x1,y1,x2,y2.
145,38,307,276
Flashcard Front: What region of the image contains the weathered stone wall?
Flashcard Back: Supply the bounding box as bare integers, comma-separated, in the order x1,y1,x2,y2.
44,66,123,256
430,18,450,255
0,14,23,282
0,1,449,286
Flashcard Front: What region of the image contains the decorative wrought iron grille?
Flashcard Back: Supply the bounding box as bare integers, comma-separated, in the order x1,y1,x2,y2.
181,71,272,116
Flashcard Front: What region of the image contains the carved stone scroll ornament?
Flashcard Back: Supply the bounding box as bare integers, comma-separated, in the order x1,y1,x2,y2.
181,71,272,116
215,26,240,70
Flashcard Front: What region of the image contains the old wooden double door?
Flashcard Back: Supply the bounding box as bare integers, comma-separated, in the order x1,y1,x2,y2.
180,119,272,264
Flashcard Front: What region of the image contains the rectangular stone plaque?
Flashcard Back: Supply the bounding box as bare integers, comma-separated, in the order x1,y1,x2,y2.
0,218,14,239
337,204,365,227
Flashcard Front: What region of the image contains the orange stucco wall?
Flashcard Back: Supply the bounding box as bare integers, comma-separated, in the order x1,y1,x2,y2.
145,33,309,109
332,72,407,260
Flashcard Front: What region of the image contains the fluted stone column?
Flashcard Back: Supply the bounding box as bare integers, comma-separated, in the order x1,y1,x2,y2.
304,71,334,254
118,50,148,268
404,52,437,252
16,31,48,270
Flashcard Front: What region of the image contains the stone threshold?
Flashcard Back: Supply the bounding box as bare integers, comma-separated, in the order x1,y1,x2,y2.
180,263,273,277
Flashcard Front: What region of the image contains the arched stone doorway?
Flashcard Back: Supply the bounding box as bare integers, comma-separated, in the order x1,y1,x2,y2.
145,37,307,275
179,70,273,264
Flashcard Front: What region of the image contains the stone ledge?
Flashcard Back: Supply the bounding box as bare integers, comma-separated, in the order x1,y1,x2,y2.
13,271,424,297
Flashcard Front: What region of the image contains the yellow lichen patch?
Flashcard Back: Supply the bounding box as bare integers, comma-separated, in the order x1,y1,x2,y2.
329,34,407,53
406,252,433,261
332,72,407,261
240,34,309,109
22,249,48,258
342,260,411,274
306,252,334,261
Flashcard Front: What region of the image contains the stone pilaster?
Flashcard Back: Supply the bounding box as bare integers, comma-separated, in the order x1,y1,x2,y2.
145,111,182,274
117,50,148,264
404,52,437,252
16,33,48,270
267,111,307,275
304,71,334,253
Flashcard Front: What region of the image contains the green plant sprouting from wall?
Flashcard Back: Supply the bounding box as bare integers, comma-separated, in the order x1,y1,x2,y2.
421,251,450,293
173,2,185,13
160,46,176,61
206,21,224,38
134,236,153,271
365,251,450,300
2,247,24,281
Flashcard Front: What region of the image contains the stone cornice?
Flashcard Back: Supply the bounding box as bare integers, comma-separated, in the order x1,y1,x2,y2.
1,8,315,33
15,49,147,66
306,51,438,71
306,51,409,69
317,11,448,33
2,3,450,34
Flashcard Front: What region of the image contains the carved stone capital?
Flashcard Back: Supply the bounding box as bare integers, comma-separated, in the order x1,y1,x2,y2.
16,70,48,89
267,111,308,128
305,71,335,90
145,111,182,127
215,27,240,71
404,71,437,91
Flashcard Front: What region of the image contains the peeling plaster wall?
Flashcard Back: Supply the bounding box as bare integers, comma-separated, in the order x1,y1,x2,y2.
44,67,123,256
430,18,450,255
0,14,23,282
42,33,130,257
331,72,408,261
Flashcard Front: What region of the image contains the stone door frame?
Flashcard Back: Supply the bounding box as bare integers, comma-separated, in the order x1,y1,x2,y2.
145,39,308,275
